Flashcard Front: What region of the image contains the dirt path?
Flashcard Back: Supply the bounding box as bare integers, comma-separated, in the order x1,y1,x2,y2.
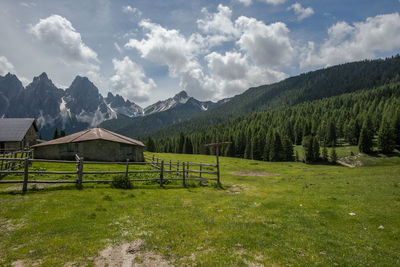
94,239,171,267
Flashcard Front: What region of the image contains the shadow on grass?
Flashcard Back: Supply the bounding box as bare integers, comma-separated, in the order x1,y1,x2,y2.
0,180,223,195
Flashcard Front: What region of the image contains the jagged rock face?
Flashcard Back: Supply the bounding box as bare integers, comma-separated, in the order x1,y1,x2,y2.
17,73,64,119
105,92,144,117
66,76,103,114
144,90,190,115
0,73,24,100
0,72,227,139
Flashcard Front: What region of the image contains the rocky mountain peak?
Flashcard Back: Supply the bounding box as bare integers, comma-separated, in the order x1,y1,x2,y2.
173,90,189,103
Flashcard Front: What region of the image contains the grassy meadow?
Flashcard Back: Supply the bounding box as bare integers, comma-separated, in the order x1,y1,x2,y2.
0,151,400,266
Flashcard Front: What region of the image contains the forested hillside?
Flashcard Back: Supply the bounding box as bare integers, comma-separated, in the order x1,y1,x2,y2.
149,56,400,139
147,83,400,161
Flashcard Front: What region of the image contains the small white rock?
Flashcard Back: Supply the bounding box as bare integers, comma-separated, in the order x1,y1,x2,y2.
378,225,384,230
299,204,303,207
349,212,356,216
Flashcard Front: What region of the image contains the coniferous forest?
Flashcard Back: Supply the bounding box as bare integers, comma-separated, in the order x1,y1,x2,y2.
146,82,400,161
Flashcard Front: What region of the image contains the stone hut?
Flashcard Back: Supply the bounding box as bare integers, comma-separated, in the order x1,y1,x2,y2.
32,127,145,162
0,118,38,151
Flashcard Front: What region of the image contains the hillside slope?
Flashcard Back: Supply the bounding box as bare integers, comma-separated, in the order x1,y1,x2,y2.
149,55,400,139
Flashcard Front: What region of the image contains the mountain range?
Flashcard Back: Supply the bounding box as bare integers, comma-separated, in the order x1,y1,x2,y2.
0,72,227,139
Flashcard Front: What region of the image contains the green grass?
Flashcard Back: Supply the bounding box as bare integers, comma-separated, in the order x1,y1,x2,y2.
1,152,400,266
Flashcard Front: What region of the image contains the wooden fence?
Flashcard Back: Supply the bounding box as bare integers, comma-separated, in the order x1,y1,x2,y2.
0,154,219,192
0,150,32,174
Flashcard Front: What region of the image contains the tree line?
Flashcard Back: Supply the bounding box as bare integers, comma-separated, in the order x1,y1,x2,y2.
145,83,400,162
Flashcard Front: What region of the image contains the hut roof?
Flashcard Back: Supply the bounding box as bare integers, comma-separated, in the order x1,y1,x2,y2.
32,128,144,147
0,118,38,142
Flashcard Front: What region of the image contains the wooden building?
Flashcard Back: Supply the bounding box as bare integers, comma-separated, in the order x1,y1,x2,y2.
32,127,145,162
0,118,38,151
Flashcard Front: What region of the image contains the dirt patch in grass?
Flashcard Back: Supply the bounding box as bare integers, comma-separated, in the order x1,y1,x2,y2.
226,184,249,194
94,239,170,267
338,153,363,168
231,171,280,177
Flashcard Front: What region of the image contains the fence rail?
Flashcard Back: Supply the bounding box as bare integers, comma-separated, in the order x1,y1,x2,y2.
0,153,220,192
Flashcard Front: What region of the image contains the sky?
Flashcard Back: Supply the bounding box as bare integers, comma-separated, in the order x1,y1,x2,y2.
0,0,400,107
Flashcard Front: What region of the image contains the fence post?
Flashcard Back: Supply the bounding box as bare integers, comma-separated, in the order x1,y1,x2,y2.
160,160,164,187
169,160,172,171
76,155,83,189
125,159,129,178
199,164,202,178
4,153,10,170
177,161,180,175
0,151,4,171
187,162,189,178
12,152,17,170
22,157,29,193
152,154,155,162
182,162,186,187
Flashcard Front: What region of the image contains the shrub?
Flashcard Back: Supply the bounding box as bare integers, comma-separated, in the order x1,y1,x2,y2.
111,175,132,189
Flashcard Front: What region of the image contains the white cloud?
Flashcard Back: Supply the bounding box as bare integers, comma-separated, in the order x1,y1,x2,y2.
302,13,400,67
125,20,201,76
30,15,99,63
235,16,294,67
0,56,16,75
111,56,155,103
237,0,252,6
197,5,239,45
205,51,287,98
122,5,142,17
124,7,293,101
258,0,286,6
288,3,314,21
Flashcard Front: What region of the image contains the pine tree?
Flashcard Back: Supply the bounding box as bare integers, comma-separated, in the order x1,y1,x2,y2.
60,129,66,137
302,135,314,163
270,132,283,161
378,118,396,153
330,147,338,163
322,144,328,161
263,129,273,161
393,111,400,146
53,128,59,140
312,136,320,161
147,137,156,152
326,120,337,147
281,135,294,161
226,136,236,157
178,132,185,153
358,122,373,154
183,137,193,154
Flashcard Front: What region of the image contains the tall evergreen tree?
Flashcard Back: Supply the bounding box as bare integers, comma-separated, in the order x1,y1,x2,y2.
312,136,320,161
322,144,328,161
183,137,193,154
281,135,294,161
147,137,156,152
53,128,59,140
60,129,66,137
326,120,337,146
178,132,185,154
302,135,313,163
358,121,373,153
330,147,338,163
270,132,283,161
393,111,400,146
378,118,396,153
